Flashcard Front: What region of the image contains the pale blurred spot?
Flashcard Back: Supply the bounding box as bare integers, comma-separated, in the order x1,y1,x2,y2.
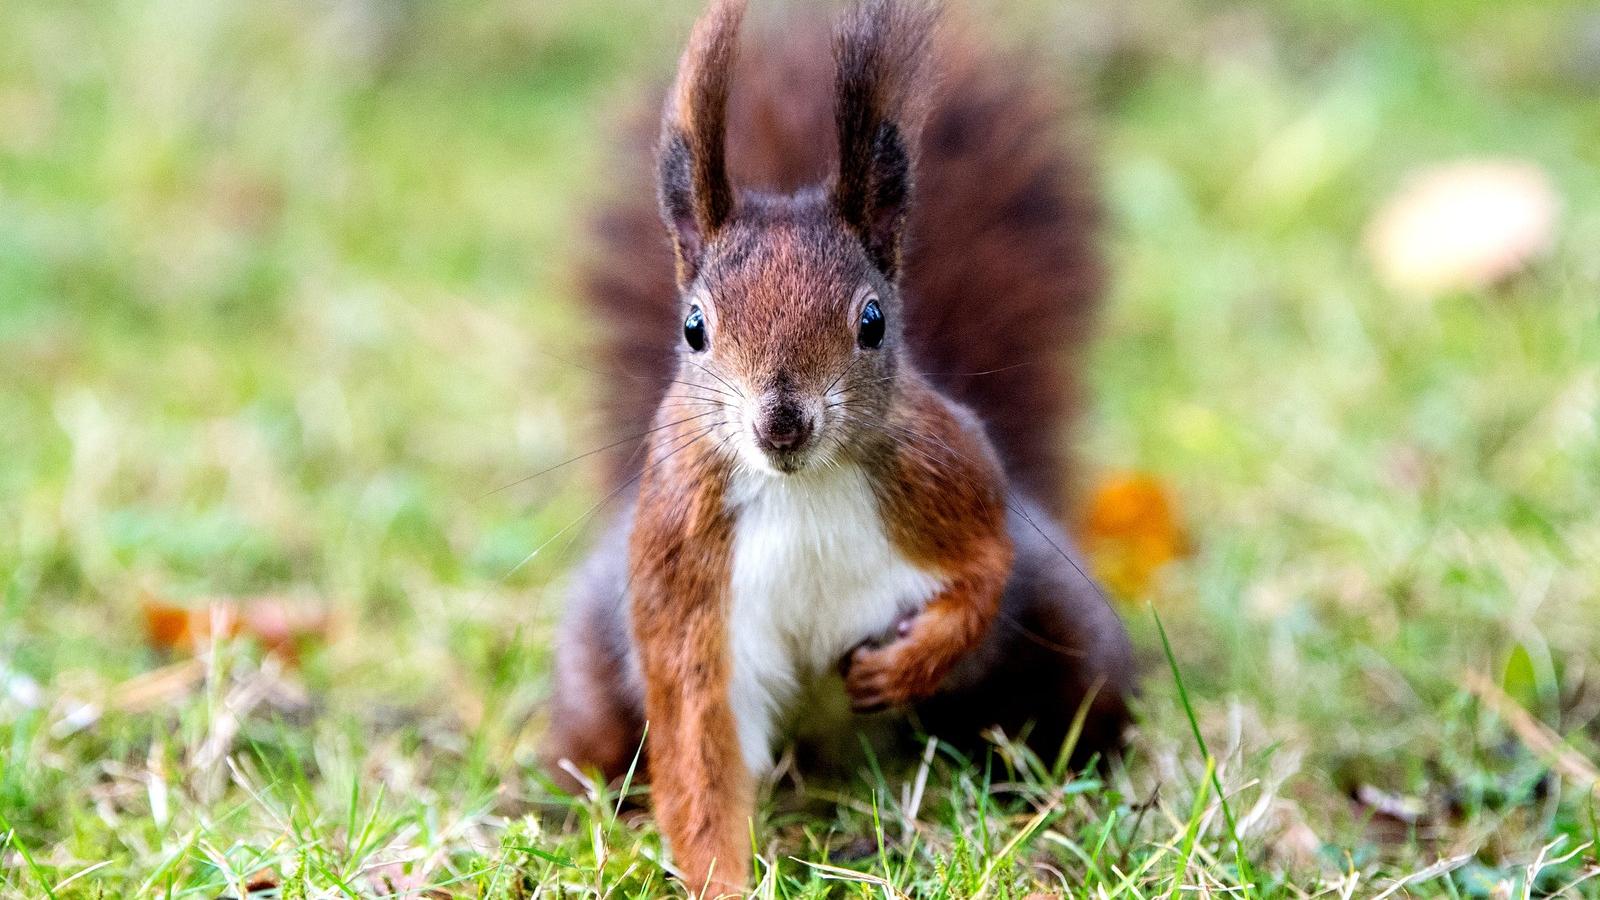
1366,160,1560,296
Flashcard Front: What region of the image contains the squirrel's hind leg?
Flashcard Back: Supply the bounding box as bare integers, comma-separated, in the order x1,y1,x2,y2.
540,515,648,793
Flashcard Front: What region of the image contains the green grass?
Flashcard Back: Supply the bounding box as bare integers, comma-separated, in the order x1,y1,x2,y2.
3,0,1599,895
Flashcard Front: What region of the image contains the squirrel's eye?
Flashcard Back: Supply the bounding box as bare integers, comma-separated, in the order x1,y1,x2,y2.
684,305,708,352
857,298,885,349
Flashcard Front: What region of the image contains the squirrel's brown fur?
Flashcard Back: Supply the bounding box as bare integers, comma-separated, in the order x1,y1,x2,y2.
549,3,1130,894
584,3,1101,507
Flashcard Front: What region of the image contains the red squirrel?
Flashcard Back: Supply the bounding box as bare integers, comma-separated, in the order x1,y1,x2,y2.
542,0,1136,893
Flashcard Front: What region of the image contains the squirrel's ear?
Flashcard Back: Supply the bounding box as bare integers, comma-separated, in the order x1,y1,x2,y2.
832,0,935,281
658,0,746,287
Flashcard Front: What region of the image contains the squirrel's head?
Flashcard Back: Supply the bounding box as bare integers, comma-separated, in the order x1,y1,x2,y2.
656,0,933,476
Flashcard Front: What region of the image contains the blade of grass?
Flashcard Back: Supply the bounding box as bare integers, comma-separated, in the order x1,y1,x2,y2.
1167,755,1215,899
1051,678,1102,781
1370,853,1472,900
1153,604,1257,895
0,809,59,900
612,722,648,824
973,788,1063,898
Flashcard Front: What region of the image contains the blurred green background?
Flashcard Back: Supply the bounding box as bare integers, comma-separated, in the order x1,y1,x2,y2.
2,0,1599,895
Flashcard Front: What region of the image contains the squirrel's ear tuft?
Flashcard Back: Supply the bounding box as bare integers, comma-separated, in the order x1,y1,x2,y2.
659,0,746,287
832,0,936,281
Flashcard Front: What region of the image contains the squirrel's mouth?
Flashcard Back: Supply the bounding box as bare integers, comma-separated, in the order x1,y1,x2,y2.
747,434,812,475
747,402,820,475
766,448,808,474
742,422,821,476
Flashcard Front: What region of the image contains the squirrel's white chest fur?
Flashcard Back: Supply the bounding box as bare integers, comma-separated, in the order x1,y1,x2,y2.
724,463,944,774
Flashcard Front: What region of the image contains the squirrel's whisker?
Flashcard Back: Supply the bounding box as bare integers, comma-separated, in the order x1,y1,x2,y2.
666,376,738,400
500,420,725,581
479,410,725,500
535,345,743,404
684,359,747,400
657,397,731,412
823,352,864,398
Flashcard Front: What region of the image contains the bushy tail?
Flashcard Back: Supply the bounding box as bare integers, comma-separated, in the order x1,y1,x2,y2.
580,6,1102,508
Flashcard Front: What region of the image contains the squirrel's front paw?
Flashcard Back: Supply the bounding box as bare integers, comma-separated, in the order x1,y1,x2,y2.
841,637,924,713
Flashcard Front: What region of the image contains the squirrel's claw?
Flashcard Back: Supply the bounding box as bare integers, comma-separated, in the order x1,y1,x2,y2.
841,633,919,713
842,644,897,712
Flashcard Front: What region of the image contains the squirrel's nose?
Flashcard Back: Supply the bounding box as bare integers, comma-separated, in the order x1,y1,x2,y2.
755,406,812,453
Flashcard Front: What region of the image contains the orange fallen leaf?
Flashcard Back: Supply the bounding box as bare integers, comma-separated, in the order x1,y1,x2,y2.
1081,472,1189,599
140,599,199,649
139,592,329,663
